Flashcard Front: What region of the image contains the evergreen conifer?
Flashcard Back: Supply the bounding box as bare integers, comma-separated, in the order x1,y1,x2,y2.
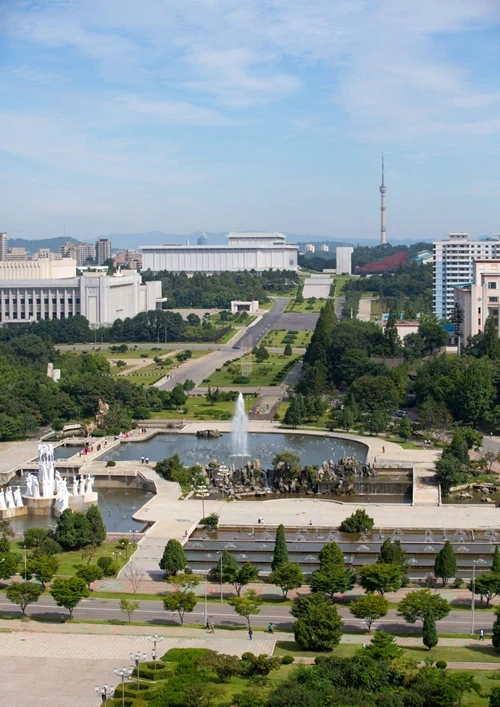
493,546,500,574
271,524,289,571
493,609,500,650
434,541,456,586
86,505,106,545
159,539,187,576
422,612,438,650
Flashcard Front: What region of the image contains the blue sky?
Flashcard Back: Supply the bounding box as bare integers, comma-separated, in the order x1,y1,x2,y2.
1,0,500,242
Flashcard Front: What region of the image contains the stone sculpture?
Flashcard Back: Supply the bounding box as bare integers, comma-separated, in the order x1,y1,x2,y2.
4,488,15,509
0,490,6,510
14,488,23,508
37,443,55,498
55,479,70,513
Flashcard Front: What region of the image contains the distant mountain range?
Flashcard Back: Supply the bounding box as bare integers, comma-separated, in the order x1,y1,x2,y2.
7,236,83,253
7,232,428,253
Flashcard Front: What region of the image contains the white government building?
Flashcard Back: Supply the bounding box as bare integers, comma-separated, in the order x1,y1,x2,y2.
335,246,353,276
0,260,164,327
142,232,299,273
454,259,500,345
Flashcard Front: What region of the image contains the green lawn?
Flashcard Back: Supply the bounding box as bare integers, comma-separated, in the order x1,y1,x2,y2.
333,275,358,297
152,396,254,420
209,313,257,328
94,347,172,359
371,299,383,318
284,298,328,313
205,354,300,387
260,329,313,349
274,640,500,664
55,541,135,576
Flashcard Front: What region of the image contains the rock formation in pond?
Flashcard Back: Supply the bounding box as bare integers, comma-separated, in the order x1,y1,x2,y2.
200,456,376,498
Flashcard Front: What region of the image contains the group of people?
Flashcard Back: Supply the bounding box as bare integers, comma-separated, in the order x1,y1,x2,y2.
205,619,274,640
141,456,150,464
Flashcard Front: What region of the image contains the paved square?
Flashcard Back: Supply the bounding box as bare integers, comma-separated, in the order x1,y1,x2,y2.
2,630,273,707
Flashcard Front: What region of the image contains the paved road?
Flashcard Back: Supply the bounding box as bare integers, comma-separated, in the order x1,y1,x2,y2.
0,596,491,634
234,298,288,351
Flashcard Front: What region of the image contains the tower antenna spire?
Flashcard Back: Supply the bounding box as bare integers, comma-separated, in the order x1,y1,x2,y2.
379,155,387,244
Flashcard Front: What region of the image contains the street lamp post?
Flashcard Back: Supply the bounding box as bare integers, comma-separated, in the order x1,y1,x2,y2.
216,552,223,603
113,667,132,707
148,634,164,668
94,684,114,705
23,544,27,580
471,560,477,636
130,529,137,546
130,651,147,687
195,484,210,520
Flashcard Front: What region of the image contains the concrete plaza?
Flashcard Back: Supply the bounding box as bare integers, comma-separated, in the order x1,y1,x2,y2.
1,627,274,707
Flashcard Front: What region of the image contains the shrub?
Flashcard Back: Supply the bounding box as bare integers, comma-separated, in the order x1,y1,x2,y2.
200,512,219,529
162,647,216,664
113,683,157,701
97,556,116,576
435,660,447,669
132,661,174,681
281,655,294,665
241,652,256,662
233,376,250,384
106,461,116,467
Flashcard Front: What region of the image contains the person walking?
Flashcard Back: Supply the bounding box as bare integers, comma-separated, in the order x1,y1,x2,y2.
141,456,145,464
209,621,215,634
248,628,253,641
145,457,149,464
268,622,274,634
480,629,485,641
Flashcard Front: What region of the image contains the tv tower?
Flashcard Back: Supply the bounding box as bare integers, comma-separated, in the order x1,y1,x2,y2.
379,156,387,244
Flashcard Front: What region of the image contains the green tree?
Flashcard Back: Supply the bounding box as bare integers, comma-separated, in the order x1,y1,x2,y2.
435,454,465,496
434,541,456,586
339,509,375,533
358,564,402,596
377,539,407,572
26,554,59,590
284,343,292,356
418,399,451,434
120,597,139,623
0,520,14,552
318,541,345,569
6,581,43,617
367,411,388,435
272,452,301,478
269,562,304,599
283,395,306,427
54,508,76,550
50,577,90,619
0,552,19,580
364,630,404,661
227,589,263,629
163,590,197,625
201,653,241,683
255,346,269,363
469,573,500,608
350,594,389,632
340,406,354,430
227,562,259,597
422,612,438,650
159,539,186,577
209,549,239,584
76,564,104,589
350,375,400,414
397,589,450,625
398,415,411,440
493,608,500,650
493,546,500,574
293,596,343,651
86,505,106,545
23,527,50,550
271,524,289,571
490,686,500,707
310,566,355,598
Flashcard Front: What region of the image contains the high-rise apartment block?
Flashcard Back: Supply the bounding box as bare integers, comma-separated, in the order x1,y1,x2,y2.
0,233,7,261
96,238,112,265
454,260,500,345
336,246,354,275
433,233,500,319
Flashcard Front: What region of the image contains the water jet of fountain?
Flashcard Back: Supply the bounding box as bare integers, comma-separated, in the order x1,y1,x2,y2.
231,393,249,457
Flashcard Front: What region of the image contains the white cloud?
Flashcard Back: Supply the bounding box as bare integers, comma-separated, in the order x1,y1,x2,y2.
114,94,235,126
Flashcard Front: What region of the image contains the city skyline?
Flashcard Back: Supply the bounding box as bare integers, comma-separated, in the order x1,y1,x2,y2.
1,1,500,241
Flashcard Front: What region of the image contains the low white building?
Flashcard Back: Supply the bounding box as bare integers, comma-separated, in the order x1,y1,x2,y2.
336,246,354,275
230,300,259,314
142,232,298,273
0,268,164,328
454,260,500,345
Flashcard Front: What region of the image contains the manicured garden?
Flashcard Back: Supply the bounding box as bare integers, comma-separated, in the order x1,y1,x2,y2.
260,330,313,349
284,297,327,313
205,353,300,387
153,395,254,421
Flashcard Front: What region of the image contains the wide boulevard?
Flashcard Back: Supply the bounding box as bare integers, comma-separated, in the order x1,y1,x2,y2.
0,596,489,635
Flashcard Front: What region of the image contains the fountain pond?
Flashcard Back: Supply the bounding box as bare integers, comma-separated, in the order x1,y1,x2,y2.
98,432,367,468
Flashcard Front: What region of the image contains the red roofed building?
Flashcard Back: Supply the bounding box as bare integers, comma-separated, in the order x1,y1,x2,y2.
356,250,408,274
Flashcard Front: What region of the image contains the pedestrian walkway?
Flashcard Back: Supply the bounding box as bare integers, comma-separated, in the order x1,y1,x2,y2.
413,462,440,505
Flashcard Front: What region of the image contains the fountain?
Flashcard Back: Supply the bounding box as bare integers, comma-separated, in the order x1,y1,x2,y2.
0,443,98,521
231,393,249,458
